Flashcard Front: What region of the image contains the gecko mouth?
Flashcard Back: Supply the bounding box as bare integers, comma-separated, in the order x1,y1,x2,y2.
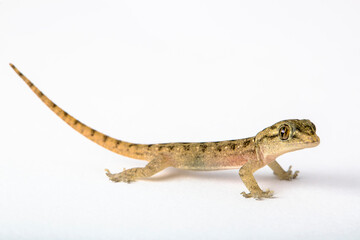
305,135,320,147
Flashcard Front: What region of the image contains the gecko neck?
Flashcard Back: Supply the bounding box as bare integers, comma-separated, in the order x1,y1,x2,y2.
254,137,276,166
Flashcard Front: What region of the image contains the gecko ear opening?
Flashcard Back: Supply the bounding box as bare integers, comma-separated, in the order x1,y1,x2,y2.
279,125,290,140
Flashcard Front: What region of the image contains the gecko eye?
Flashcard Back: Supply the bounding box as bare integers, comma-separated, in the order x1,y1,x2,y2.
279,125,290,140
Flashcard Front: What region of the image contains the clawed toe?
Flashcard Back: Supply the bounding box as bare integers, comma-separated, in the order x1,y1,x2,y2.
241,190,274,200
105,169,135,183
278,166,299,180
105,169,112,177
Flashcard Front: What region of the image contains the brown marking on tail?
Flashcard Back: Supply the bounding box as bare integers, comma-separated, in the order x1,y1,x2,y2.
9,63,149,160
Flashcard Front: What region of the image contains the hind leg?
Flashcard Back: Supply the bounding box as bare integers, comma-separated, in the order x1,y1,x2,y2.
105,157,170,183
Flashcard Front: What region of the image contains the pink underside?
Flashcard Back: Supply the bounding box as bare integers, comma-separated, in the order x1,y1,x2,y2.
179,154,253,170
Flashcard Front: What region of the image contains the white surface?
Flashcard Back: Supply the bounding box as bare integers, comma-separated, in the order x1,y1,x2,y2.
1,0,360,239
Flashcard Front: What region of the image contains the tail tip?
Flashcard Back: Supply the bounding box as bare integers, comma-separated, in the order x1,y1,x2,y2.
9,63,15,69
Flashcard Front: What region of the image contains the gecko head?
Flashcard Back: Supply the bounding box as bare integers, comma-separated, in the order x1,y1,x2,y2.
254,119,320,160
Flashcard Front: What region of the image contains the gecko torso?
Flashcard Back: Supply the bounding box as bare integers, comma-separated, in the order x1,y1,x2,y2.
10,64,320,199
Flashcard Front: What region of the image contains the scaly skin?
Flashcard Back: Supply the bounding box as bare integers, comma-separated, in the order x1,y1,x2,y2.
10,64,320,199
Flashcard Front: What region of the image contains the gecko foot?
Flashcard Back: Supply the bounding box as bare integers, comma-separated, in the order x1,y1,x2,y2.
241,189,274,200
105,169,135,183
276,166,299,180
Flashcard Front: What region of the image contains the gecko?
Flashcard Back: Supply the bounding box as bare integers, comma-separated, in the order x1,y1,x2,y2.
10,63,320,199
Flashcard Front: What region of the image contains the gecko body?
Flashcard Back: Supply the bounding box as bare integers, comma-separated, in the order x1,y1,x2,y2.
10,64,320,199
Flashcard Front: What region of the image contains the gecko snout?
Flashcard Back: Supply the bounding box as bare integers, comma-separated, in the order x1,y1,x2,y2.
305,134,320,147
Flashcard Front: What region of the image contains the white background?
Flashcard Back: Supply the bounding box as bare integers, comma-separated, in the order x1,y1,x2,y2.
1,0,360,239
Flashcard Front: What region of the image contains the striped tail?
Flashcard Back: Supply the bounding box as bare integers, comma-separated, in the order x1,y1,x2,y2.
10,63,149,161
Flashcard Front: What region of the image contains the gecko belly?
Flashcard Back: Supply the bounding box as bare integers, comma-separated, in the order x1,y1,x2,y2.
173,153,253,171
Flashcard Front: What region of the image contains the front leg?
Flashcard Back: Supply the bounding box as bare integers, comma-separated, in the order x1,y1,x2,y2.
239,161,273,199
268,160,299,180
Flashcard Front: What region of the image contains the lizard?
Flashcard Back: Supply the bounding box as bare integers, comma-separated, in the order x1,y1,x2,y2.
9,63,320,199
